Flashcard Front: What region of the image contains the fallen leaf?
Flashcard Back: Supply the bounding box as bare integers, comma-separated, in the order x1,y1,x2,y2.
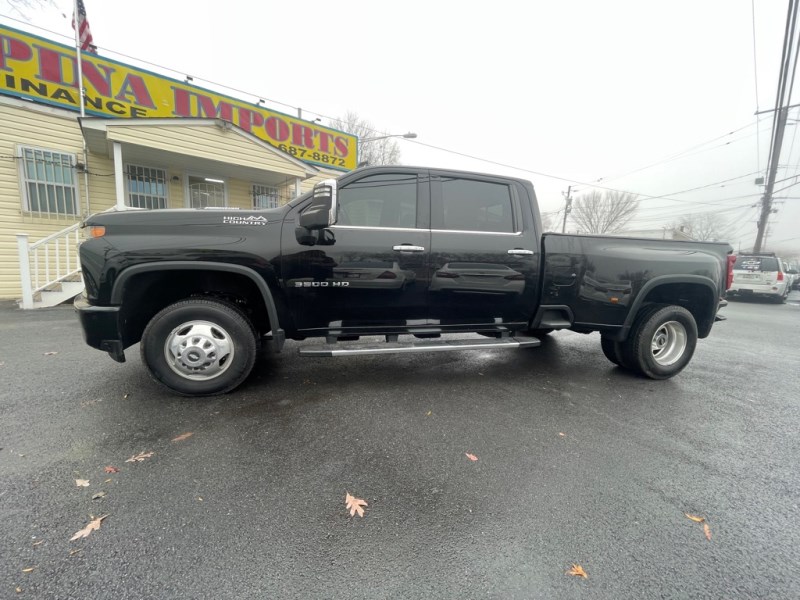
198,497,203,502
345,492,368,518
566,564,588,579
91,491,106,500
32,541,43,547
123,394,129,399
685,513,705,523
69,549,81,557
171,432,193,442
75,479,90,487
16,587,22,593
70,515,108,541
704,522,712,541
465,453,479,462
558,432,566,437
43,351,58,356
425,410,432,416
104,466,119,474
103,478,112,483
125,451,153,463
22,567,35,573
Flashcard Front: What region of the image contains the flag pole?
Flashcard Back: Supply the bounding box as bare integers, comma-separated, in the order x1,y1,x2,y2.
73,0,85,117
73,0,90,216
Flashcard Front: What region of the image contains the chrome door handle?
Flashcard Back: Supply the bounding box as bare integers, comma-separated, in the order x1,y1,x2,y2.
507,248,534,255
393,245,425,252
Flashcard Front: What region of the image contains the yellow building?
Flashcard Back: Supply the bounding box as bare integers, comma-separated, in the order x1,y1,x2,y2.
0,25,355,307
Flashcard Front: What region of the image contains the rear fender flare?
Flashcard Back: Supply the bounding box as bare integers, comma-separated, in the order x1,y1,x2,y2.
613,275,718,341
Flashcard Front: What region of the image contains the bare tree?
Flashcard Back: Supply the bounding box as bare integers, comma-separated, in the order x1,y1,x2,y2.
571,190,639,234
540,211,559,232
3,0,58,20
329,111,402,166
675,212,733,241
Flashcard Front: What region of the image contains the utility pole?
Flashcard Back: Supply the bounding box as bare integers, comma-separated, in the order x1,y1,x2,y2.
755,0,799,251
561,186,573,233
754,107,788,252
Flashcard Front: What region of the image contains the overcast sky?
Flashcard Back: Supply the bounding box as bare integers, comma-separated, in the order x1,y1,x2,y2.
3,0,799,254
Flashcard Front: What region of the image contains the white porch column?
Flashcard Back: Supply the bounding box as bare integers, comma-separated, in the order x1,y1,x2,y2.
294,177,302,199
16,234,33,309
113,142,126,210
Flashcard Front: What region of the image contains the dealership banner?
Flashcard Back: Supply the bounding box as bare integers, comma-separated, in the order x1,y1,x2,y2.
0,25,356,170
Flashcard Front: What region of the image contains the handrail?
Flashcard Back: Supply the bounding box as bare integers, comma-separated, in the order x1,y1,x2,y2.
29,222,81,250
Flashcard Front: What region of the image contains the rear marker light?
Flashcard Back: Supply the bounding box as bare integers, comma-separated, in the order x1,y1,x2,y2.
88,226,106,238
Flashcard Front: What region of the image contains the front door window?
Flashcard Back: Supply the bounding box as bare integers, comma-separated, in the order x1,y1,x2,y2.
188,175,226,208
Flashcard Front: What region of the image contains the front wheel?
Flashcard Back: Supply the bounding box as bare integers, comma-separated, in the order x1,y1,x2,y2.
140,298,257,396
622,305,698,380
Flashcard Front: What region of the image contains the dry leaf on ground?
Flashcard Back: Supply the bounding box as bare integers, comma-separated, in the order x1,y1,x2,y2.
22,567,35,573
558,432,566,437
465,453,479,462
171,432,193,442
43,351,58,356
703,523,712,541
104,466,119,473
125,451,154,463
75,479,90,487
566,564,588,579
345,492,368,517
685,513,705,523
92,491,107,500
16,587,22,593
70,515,108,541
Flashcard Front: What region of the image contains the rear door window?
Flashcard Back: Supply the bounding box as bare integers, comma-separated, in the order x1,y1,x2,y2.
735,256,779,272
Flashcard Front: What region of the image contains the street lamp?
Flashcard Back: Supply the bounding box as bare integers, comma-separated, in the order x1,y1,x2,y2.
357,132,417,167
360,132,417,143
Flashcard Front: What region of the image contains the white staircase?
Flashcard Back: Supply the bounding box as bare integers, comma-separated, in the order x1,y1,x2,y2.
16,224,85,309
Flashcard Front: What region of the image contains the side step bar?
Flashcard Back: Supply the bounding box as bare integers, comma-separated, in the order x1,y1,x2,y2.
299,335,541,357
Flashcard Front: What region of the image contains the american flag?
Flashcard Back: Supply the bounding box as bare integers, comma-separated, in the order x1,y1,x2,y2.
72,0,97,53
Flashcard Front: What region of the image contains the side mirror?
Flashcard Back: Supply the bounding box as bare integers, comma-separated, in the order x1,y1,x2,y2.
299,179,337,230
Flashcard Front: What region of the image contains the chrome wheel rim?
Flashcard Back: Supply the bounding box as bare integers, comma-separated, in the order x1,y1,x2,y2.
650,321,687,366
164,320,234,381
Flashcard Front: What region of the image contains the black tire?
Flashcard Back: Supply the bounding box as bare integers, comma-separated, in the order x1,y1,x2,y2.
621,304,698,380
140,298,258,396
600,336,632,369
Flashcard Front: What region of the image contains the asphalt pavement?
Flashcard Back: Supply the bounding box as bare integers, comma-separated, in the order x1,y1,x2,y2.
1,293,799,599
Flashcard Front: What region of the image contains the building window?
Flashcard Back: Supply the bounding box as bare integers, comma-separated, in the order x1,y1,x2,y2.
126,165,168,209
253,184,279,209
187,175,226,208
19,147,78,217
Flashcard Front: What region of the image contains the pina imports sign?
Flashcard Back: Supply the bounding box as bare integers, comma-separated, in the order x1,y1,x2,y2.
0,25,355,170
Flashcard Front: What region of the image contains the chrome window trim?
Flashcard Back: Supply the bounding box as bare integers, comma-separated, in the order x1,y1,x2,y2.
331,225,424,233
430,229,523,236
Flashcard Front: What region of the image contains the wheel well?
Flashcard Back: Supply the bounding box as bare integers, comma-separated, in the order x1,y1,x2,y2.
639,282,715,338
118,270,270,347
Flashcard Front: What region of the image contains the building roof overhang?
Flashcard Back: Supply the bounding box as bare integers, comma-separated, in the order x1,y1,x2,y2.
80,117,320,185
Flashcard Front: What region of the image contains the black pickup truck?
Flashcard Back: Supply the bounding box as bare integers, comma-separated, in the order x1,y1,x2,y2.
75,166,735,396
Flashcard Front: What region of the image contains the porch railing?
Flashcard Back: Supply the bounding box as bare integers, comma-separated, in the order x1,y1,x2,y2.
16,224,83,309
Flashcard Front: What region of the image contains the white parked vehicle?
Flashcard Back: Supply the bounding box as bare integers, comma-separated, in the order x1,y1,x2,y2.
727,253,794,303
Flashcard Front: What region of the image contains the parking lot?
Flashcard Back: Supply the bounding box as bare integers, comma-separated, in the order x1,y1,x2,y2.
1,293,799,599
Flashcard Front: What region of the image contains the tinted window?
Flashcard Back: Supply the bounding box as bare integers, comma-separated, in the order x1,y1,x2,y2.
337,173,417,228
440,178,514,233
735,256,780,272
